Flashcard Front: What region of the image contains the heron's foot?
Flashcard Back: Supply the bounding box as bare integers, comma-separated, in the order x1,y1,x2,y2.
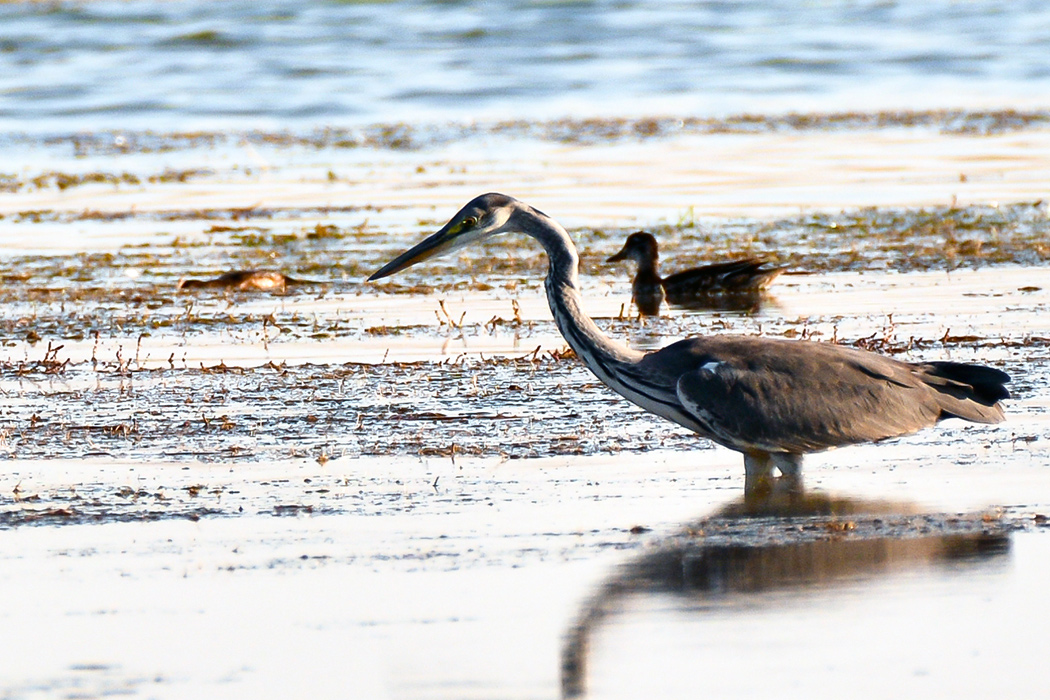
743,452,803,497
744,470,804,499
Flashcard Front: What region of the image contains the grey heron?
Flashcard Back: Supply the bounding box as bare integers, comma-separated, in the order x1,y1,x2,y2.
607,230,784,315
369,193,1009,491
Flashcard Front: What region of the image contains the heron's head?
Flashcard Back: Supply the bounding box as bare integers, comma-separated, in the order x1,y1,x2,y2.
368,193,522,281
607,231,659,265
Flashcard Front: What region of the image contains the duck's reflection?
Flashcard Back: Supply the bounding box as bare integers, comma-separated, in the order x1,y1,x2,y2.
561,490,1010,698
671,290,770,315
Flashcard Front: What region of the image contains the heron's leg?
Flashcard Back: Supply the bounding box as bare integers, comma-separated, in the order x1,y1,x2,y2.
743,452,775,495
771,453,804,493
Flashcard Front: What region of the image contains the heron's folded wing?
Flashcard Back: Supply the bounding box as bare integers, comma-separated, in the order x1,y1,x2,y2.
672,349,943,454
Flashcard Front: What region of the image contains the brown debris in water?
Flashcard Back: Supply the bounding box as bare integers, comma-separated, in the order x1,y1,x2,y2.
4,168,215,193
176,270,326,294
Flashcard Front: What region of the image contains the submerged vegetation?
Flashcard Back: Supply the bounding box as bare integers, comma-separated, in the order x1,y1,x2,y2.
0,198,1045,360
4,108,1049,158
1,200,1045,323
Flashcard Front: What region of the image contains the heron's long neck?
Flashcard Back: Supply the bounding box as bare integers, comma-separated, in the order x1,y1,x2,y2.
525,214,644,369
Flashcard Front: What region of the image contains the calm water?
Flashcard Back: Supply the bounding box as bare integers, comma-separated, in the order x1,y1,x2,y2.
2,0,1050,135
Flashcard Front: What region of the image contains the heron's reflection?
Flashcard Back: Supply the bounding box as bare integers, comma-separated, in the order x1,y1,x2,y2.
561,490,1010,698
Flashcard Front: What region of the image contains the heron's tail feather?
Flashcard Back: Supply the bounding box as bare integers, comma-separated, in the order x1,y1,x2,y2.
920,361,1010,423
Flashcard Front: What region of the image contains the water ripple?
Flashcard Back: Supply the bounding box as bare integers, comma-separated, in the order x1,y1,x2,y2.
2,0,1049,134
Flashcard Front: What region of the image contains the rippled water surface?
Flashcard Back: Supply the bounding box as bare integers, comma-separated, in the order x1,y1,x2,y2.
3,0,1050,134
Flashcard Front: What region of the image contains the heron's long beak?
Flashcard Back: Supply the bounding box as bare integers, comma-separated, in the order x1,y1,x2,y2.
368,223,458,281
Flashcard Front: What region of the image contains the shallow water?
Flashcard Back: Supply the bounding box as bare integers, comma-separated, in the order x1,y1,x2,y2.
2,265,1048,468
571,525,1049,700
2,464,1048,699
3,223,1049,698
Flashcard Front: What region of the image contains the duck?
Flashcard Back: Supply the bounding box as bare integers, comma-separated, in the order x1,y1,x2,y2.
607,231,784,315
176,270,320,294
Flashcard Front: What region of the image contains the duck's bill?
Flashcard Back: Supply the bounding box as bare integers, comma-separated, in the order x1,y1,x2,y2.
606,247,629,263
368,227,454,281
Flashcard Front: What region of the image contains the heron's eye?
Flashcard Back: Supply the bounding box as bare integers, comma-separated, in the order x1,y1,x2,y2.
463,216,478,228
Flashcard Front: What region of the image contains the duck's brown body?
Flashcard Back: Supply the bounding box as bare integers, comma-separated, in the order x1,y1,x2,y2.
177,270,319,294
608,232,783,315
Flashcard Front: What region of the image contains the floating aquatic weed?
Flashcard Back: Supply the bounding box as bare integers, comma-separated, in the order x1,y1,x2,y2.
0,341,69,376
753,201,1050,273
5,201,1042,323
10,169,218,192
21,109,1050,158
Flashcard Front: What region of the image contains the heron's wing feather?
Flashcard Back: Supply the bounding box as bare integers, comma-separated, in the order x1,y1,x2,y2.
914,361,1007,422
642,337,950,453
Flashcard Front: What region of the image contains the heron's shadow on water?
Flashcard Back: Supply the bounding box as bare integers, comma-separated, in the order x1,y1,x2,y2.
560,488,1011,698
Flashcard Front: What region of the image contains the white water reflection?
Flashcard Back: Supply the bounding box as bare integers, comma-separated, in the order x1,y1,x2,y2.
562,491,1033,699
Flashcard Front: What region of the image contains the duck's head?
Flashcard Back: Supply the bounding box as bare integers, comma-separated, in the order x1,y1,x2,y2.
607,231,659,266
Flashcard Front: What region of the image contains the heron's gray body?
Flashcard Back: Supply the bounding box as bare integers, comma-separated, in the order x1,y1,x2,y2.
612,335,1003,453
370,193,1009,489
